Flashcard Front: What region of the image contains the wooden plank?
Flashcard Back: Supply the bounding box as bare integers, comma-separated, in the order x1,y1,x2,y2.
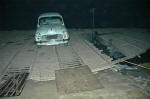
55,66,103,94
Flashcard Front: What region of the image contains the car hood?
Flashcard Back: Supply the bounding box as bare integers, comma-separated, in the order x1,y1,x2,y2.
36,24,66,35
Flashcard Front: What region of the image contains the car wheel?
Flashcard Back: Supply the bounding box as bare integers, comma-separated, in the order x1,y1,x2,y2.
64,43,69,46
37,45,41,48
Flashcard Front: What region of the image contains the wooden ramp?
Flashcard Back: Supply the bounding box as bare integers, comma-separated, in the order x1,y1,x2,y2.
55,66,103,94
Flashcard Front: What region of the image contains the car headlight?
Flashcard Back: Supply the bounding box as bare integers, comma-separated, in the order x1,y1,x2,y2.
63,31,68,39
37,37,41,40
64,35,67,39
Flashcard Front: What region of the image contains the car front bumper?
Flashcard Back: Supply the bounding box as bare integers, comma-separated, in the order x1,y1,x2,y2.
36,39,69,45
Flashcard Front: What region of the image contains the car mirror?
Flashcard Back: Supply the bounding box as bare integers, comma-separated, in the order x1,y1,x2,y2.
62,23,64,25
37,24,40,28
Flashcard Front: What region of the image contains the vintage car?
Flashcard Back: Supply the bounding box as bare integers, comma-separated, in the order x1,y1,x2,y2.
35,12,69,46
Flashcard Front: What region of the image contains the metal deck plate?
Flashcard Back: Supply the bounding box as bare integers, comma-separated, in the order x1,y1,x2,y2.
55,65,103,94
0,67,30,97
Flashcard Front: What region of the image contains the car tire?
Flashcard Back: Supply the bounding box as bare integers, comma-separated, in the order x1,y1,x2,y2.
37,45,41,48
64,43,69,46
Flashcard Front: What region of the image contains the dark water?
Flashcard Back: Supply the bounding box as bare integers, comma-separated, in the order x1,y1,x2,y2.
127,49,150,64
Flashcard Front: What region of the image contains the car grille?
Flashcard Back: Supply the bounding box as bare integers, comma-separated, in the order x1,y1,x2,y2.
42,34,63,41
47,35,57,39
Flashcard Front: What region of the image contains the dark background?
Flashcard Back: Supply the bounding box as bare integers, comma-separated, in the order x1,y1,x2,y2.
0,0,150,30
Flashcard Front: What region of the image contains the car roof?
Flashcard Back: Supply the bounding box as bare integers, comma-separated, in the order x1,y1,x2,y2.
39,12,62,18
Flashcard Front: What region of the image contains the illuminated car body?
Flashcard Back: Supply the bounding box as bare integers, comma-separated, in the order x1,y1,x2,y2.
35,12,69,45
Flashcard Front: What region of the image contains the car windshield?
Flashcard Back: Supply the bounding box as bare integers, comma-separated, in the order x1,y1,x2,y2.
39,16,63,25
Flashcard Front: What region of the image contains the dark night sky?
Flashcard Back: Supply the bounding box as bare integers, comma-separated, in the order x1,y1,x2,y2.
0,0,150,30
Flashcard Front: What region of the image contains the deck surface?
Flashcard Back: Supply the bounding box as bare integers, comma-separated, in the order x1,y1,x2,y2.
0,30,113,81
0,29,150,99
